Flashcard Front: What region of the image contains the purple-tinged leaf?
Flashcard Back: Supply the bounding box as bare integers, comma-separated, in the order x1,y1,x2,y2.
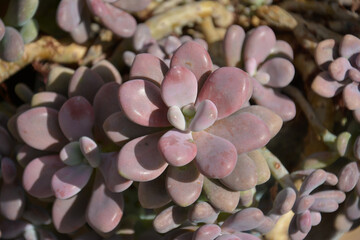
79,136,100,168
171,41,213,85
0,27,24,62
133,24,154,51
0,126,13,156
16,144,51,167
92,60,122,84
328,57,352,81
300,169,327,196
164,36,182,56
31,92,67,110
271,40,294,59
293,195,315,214
161,66,198,107
1,157,17,184
232,232,261,240
46,66,74,95
192,224,221,240
315,39,336,69
86,173,124,233
123,50,136,66
349,68,360,82
166,163,203,207
215,234,241,240
310,198,339,212
312,190,346,204
167,106,186,131
343,82,360,110
0,183,25,220
153,205,187,234
221,208,265,232
138,174,171,209
220,153,257,191
112,0,151,12
224,25,245,67
52,164,93,199
70,18,90,44
0,219,29,239
68,66,104,103
158,130,197,167
59,96,95,141
255,216,275,234
119,79,170,127
345,193,360,220
99,152,133,193
310,211,321,226
190,100,218,132
193,131,237,179
311,71,345,98
337,162,359,192
297,210,312,234
59,142,83,166
118,133,168,181
270,187,296,216
188,202,218,224
248,150,271,184
259,58,294,88
207,110,271,154
17,107,68,151
197,67,252,119
129,53,168,85
23,155,65,198
339,34,360,59
57,0,84,32
289,217,307,240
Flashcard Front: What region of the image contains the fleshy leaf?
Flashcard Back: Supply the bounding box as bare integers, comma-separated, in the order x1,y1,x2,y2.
188,202,219,224
92,60,122,84
167,106,186,131
59,142,83,166
328,57,352,81
4,0,39,27
315,39,336,69
138,174,171,209
0,183,25,220
0,27,24,62
46,66,74,95
271,40,294,59
119,79,170,127
153,205,187,234
193,224,221,240
311,71,344,98
158,129,196,167
343,82,360,110
79,136,101,168
1,157,17,184
339,34,360,59
258,58,294,88
132,24,154,51
221,208,265,232
190,100,218,132
193,131,237,179
112,0,151,12
31,92,67,110
224,25,245,67
118,133,168,181
197,67,252,119
57,0,84,32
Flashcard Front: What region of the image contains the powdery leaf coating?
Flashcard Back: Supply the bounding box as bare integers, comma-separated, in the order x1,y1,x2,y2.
259,58,295,88
171,41,213,85
312,190,346,204
1,157,17,184
0,183,25,220
193,131,237,179
296,210,312,234
220,153,257,191
310,198,339,212
192,224,221,240
197,67,252,119
190,100,218,132
138,175,171,209
311,72,344,98
339,34,360,59
86,173,124,233
0,27,24,62
232,232,261,240
255,216,275,234
59,142,83,166
337,162,359,192
221,208,265,232
133,24,153,52
4,0,39,27
167,106,187,131
23,155,65,198
207,111,271,154
161,66,198,107
164,36,182,56
52,164,93,199
188,202,218,224
158,130,197,167
92,59,122,84
248,150,271,185
343,82,360,110
17,107,67,151
310,211,321,226
59,96,95,141
119,79,170,127
300,169,327,196
52,191,88,233
68,67,104,103
112,0,151,12
118,133,168,181
56,0,84,32
271,187,296,215
224,25,245,67
328,57,352,81
70,17,90,44
166,163,203,207
31,92,67,110
79,136,100,168
271,40,294,59
98,152,133,193
315,39,336,69
19,18,39,44
293,195,315,214
153,205,187,234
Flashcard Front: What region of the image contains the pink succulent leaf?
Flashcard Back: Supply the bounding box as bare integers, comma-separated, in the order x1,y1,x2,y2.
252,79,296,121
245,58,257,76
158,129,196,167
99,152,133,193
133,24,154,51
349,68,360,82
22,204,51,225
164,36,182,56
258,58,295,88
328,57,352,81
310,198,339,212
147,43,166,60
194,38,208,51
86,172,124,233
0,126,13,156
243,26,276,67
339,34,360,59
215,234,241,240
188,202,219,224
193,131,237,179
167,106,186,131
118,132,168,182
103,111,161,145
0,182,25,220
293,195,315,214
296,210,312,234
59,96,95,141
224,25,245,67
153,205,187,233
197,67,252,119
161,66,198,107
311,71,345,98
192,224,221,240
31,92,67,110
52,164,93,199
91,60,122,84
170,41,213,85
206,110,271,154
315,39,336,70
189,100,218,132
93,82,122,142
123,50,136,67
52,190,89,233
23,155,66,198
129,53,168,85
221,208,265,232
0,219,30,239
254,71,270,85
166,162,204,207
220,153,258,191
70,16,91,44
59,142,83,166
343,82,360,110
86,0,136,37
79,136,101,168
57,0,84,32
232,232,262,240
112,0,152,12
138,175,171,209
16,144,52,168
68,66,104,103
300,169,327,196
270,40,294,60
119,79,170,127
1,157,17,184
17,107,68,151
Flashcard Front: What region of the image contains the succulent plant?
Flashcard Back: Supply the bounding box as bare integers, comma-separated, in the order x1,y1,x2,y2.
223,24,296,121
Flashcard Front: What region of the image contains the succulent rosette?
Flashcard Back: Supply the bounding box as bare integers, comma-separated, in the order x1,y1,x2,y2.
103,41,283,213
311,34,360,122
57,0,151,43
10,60,131,234
223,24,296,121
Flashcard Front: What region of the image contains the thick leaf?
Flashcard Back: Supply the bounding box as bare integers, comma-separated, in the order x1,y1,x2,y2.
339,34,360,59
153,205,187,234
31,92,67,110
188,202,219,224
1,157,17,184
343,82,360,110
224,25,245,67
190,100,218,132
167,106,186,131
221,208,265,232
315,39,336,69
0,27,24,62
57,0,84,32
79,136,101,168
311,71,344,98
0,183,25,220
91,60,122,84
112,0,151,12
259,58,294,88
192,224,221,240
138,174,171,209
